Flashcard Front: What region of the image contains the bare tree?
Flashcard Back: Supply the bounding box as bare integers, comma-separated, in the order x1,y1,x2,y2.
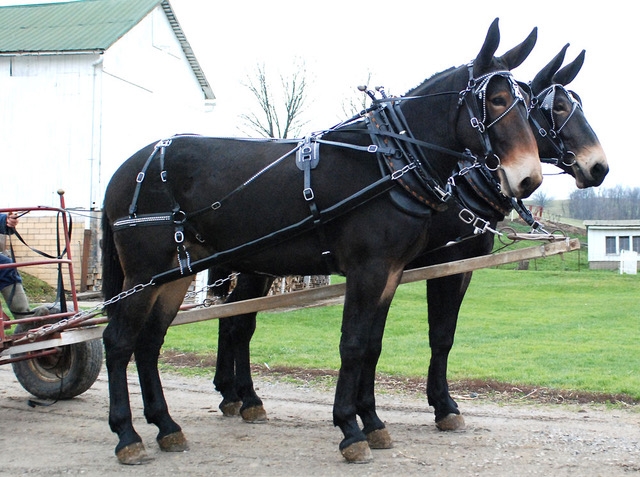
240,60,309,139
531,190,554,209
237,60,324,293
569,186,640,219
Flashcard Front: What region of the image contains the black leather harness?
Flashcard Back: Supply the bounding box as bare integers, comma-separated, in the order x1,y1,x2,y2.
114,67,533,285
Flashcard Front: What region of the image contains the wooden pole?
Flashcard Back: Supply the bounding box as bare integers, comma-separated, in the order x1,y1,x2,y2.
171,238,580,326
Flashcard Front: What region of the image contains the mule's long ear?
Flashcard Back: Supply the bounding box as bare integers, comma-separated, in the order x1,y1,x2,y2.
474,18,501,74
498,26,538,71
553,49,586,86
531,43,570,92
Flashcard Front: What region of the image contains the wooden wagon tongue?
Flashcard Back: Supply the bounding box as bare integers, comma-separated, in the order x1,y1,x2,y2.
172,237,580,325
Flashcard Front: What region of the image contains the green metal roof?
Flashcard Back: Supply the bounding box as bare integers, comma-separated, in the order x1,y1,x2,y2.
0,0,214,99
0,0,161,52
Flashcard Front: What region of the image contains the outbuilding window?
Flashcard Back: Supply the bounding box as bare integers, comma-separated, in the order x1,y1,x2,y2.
619,236,630,252
605,236,616,254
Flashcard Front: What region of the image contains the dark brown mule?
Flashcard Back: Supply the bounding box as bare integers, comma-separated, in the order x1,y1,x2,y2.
409,44,608,432
101,19,541,464
210,44,607,437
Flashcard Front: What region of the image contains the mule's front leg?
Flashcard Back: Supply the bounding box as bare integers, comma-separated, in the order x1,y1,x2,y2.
214,312,266,422
334,359,372,463
214,315,242,416
213,274,272,421
426,273,472,431
334,267,403,463
356,301,393,450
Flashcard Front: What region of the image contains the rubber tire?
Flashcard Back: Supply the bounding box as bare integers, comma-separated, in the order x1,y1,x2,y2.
11,323,103,399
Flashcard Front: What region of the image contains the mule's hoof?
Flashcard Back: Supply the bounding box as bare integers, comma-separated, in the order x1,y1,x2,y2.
158,431,189,452
436,413,466,431
241,405,268,423
220,400,242,417
116,441,150,465
341,441,373,463
366,428,393,449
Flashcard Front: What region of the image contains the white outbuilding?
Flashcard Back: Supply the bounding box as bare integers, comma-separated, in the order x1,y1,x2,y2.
584,220,640,272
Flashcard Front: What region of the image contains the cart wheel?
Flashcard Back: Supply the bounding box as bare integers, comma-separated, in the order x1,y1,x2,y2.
11,323,103,399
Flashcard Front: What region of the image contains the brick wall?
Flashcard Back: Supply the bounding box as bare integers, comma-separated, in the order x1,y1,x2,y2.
1,215,85,291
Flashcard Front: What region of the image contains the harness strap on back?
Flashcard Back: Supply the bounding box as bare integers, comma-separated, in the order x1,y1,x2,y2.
128,139,172,217
151,172,400,285
296,136,336,272
123,137,197,271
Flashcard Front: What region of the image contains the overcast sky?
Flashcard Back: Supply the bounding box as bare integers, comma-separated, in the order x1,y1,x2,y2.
170,0,634,200
2,0,636,200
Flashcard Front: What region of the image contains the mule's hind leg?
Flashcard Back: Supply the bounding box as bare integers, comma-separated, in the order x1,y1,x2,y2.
135,280,191,453
214,274,272,422
103,291,156,464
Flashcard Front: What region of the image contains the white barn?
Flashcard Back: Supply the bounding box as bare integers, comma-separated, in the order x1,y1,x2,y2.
0,0,215,210
584,220,640,271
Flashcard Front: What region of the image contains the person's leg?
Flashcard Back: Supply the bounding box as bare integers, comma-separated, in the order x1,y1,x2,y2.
0,254,31,314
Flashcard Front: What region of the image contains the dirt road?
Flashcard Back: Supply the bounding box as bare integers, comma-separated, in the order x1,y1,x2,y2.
1,364,639,476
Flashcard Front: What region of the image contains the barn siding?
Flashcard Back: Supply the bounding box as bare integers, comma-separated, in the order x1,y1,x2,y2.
0,5,214,211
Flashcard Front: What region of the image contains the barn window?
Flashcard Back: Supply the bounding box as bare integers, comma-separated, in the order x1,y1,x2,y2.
633,236,640,253
619,236,630,252
605,236,616,254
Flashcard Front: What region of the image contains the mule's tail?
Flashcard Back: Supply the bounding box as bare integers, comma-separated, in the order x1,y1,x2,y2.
101,209,124,311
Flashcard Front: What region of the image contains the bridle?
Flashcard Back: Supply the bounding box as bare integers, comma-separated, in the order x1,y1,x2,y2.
458,64,529,172
446,80,586,241
523,82,583,168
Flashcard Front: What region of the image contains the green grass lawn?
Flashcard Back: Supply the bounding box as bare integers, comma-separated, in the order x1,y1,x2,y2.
164,261,640,401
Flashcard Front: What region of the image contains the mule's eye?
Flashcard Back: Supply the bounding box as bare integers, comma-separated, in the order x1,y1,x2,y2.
553,98,570,114
491,96,508,107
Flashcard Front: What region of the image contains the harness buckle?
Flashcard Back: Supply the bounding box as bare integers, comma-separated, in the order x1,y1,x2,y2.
303,187,315,201
367,145,379,153
136,172,145,183
174,230,184,243
296,137,320,170
470,117,485,133
160,170,167,182
472,217,491,234
459,208,475,224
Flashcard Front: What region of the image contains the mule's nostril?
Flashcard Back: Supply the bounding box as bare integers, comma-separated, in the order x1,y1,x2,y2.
591,162,609,181
520,176,532,193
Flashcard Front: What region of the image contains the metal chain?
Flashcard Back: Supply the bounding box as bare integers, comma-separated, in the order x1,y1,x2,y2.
183,272,239,302
20,270,242,343
19,280,156,343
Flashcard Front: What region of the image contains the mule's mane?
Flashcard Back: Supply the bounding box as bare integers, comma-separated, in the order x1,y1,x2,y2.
404,66,457,97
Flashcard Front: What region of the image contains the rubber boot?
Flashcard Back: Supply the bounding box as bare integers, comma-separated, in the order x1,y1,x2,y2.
1,282,31,315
